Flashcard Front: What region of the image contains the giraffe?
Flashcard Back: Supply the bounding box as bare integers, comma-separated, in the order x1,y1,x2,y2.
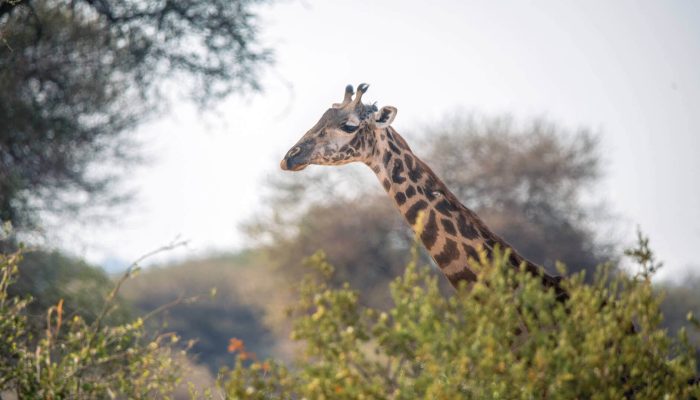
280,83,566,300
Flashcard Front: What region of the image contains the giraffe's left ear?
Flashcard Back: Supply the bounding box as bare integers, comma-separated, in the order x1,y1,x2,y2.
374,106,397,128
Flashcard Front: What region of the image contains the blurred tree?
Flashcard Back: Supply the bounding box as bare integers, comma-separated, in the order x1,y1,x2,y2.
0,0,271,231
246,114,615,308
9,250,130,330
261,196,423,307
120,252,278,373
244,167,434,308
660,275,700,370
422,114,614,275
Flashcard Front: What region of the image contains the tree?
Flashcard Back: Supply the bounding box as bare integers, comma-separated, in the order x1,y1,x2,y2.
660,275,700,371
120,253,278,373
421,113,613,276
0,0,271,231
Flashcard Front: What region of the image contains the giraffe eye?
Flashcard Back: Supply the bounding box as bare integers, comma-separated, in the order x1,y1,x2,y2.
340,123,359,133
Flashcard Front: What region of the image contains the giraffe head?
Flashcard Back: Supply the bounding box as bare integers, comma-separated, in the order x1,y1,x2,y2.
280,83,397,171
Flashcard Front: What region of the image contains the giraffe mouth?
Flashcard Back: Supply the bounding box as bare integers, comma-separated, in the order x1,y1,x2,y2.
280,157,309,171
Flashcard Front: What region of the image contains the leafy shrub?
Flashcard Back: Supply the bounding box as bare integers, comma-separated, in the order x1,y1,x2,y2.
2,236,698,399
10,250,130,329
0,248,185,398
218,246,699,399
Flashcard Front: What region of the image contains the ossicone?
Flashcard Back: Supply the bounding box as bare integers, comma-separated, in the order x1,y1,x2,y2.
333,82,370,109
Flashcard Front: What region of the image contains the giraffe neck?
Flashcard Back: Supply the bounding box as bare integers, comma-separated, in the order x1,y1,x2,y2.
365,126,560,291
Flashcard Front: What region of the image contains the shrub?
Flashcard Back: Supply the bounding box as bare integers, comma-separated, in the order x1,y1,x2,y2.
10,250,131,329
218,246,699,399
2,236,698,399
0,248,185,398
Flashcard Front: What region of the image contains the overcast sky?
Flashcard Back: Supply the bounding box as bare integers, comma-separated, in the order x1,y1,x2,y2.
58,0,700,280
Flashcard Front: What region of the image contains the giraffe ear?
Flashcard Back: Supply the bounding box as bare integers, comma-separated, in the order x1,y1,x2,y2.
374,106,397,128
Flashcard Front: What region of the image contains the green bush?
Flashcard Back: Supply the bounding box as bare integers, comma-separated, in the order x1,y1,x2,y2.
11,250,131,329
0,248,185,399
2,236,698,399
218,246,699,399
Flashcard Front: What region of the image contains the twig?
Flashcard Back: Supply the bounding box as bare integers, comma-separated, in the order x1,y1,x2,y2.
142,293,203,322
87,238,189,351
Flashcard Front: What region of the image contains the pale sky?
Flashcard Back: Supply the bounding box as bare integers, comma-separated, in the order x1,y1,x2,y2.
57,0,700,280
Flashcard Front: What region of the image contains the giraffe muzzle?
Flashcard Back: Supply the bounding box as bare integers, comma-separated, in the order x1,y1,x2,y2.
280,145,310,171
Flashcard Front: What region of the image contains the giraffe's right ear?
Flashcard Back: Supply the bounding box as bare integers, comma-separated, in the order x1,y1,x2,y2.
374,106,397,128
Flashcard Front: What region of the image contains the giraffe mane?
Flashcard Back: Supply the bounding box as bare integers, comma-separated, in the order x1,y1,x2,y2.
357,102,378,121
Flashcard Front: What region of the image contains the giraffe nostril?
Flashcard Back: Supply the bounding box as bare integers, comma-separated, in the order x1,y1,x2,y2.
289,146,301,157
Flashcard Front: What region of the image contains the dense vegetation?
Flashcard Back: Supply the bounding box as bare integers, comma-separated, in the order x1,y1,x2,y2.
219,245,699,399
2,236,698,398
0,247,185,398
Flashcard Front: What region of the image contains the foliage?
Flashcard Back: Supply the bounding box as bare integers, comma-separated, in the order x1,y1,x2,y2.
0,0,271,231
0,248,186,398
2,234,698,398
218,247,699,399
623,230,700,363
9,249,130,329
624,228,664,280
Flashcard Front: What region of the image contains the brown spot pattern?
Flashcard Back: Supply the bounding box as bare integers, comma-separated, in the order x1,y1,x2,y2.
457,214,479,239
435,239,460,266
382,178,391,191
392,159,406,184
405,200,428,225
405,185,416,198
420,210,438,250
447,268,477,284
394,192,407,205
462,244,481,261
441,218,456,235
383,151,392,167
435,199,455,217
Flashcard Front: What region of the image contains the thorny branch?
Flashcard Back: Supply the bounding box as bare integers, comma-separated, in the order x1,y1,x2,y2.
87,238,189,349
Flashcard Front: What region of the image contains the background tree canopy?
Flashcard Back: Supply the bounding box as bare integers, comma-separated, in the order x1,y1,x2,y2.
421,114,612,275
0,0,271,231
